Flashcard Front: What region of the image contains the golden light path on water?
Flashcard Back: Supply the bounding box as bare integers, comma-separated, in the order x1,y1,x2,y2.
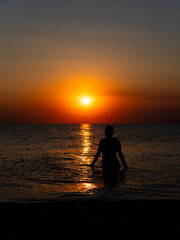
80,124,91,158
77,123,98,193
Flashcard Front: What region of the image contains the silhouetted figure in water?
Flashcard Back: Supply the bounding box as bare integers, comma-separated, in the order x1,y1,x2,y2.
91,126,128,175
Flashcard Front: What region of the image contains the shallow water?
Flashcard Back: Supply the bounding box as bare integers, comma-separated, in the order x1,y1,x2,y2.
0,124,180,202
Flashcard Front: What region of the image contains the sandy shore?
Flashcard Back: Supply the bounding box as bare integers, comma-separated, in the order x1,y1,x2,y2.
1,200,180,240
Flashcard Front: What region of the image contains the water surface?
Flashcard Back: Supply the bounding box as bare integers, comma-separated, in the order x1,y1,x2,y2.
0,124,179,202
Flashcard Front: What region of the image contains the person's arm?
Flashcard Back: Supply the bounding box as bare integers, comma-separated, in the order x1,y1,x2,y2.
91,141,102,167
118,142,128,169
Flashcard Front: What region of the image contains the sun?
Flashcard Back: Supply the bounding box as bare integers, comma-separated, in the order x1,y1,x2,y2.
82,97,90,105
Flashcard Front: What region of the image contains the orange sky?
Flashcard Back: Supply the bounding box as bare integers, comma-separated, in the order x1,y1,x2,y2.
0,1,180,123
1,72,179,123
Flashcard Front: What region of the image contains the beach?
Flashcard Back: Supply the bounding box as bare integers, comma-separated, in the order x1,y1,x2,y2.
1,200,180,240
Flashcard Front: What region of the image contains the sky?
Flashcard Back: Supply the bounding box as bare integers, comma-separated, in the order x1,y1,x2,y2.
0,0,180,123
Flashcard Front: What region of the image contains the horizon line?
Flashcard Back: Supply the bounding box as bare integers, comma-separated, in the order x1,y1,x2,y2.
0,122,179,125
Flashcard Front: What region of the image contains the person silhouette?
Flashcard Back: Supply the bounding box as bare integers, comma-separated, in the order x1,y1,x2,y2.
91,126,128,174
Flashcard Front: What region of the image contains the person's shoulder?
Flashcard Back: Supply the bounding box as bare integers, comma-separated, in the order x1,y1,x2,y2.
112,137,121,144
112,137,120,142
99,138,105,147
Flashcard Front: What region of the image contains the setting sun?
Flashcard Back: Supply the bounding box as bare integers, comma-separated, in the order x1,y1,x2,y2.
82,97,90,105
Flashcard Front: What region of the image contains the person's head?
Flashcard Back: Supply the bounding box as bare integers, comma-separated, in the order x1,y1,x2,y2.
105,126,114,138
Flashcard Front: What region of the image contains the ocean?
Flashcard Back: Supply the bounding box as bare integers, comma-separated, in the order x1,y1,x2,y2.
0,124,179,202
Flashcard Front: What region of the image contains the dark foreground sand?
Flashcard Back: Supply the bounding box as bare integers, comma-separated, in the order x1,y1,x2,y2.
1,200,180,240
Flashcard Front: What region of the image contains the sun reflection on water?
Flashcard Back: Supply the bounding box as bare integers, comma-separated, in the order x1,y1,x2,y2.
71,124,99,193
79,124,92,164
74,182,97,193
42,182,98,196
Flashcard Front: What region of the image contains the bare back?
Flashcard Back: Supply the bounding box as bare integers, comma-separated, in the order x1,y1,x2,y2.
98,137,121,170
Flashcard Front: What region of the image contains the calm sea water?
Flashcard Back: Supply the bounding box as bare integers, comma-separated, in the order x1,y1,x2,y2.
0,124,180,202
